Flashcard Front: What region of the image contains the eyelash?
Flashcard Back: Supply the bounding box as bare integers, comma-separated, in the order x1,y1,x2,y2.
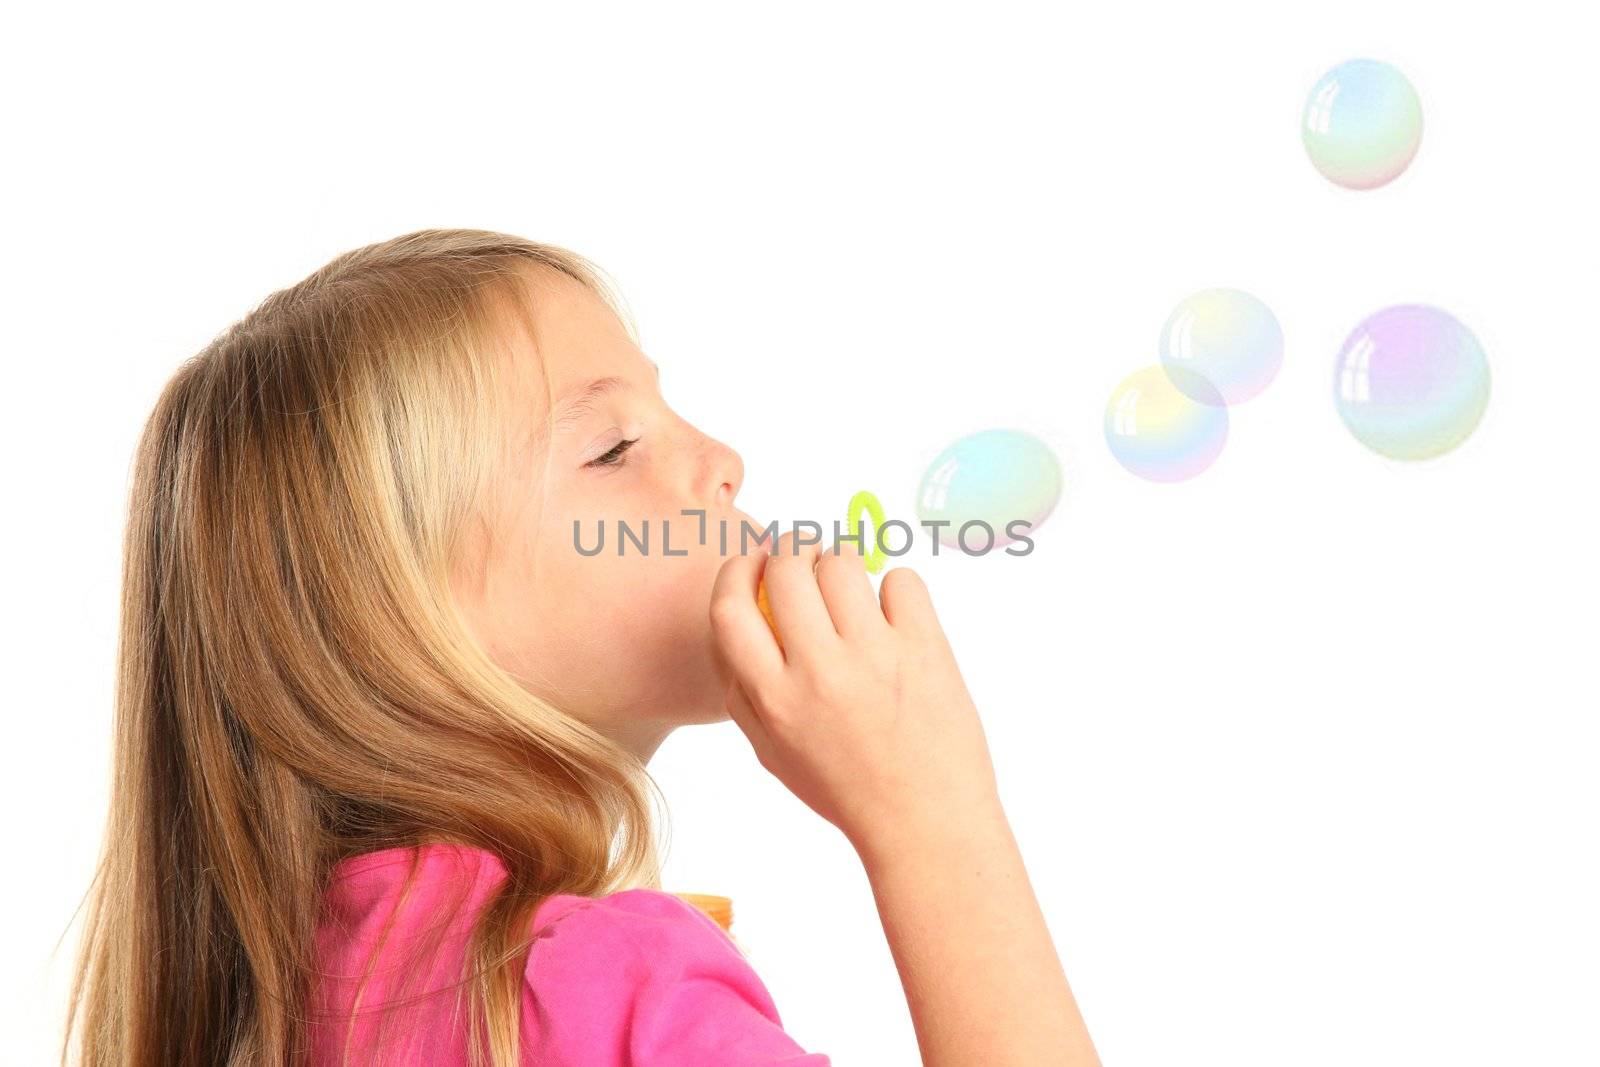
587,437,638,470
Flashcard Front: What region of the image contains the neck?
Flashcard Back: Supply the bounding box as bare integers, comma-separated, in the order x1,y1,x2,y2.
610,717,673,767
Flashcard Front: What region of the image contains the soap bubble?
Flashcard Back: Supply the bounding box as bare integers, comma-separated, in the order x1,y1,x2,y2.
1303,58,1423,190
1105,365,1229,482
1333,304,1491,461
916,429,1062,550
1159,288,1284,404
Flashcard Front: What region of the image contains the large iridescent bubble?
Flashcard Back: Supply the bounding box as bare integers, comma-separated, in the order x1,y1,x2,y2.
1104,365,1229,482
915,429,1062,550
1303,58,1423,190
1333,304,1491,461
1159,288,1284,405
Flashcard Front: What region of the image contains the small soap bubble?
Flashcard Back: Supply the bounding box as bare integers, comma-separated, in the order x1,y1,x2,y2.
1105,365,1229,482
1333,304,1490,461
916,429,1062,550
1159,288,1284,405
1303,58,1423,190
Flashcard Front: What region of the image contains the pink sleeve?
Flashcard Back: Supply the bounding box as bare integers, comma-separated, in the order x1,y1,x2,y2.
523,887,832,1066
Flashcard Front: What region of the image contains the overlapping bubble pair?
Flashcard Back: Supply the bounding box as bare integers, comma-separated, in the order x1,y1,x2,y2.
1104,288,1280,482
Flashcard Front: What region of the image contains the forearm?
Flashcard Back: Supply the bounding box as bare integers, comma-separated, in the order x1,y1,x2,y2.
854,800,1102,1067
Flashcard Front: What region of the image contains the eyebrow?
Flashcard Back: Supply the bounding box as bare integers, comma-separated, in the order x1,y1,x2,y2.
547,359,661,435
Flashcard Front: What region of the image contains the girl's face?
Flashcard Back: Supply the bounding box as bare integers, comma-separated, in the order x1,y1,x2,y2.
451,269,760,764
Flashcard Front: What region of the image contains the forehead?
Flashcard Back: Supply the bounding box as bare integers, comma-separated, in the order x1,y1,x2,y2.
496,266,656,451
519,267,640,388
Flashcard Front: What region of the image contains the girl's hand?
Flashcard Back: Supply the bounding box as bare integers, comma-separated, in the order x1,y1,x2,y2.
709,530,1002,855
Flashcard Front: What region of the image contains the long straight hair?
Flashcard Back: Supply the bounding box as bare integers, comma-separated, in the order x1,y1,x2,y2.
60,228,670,1066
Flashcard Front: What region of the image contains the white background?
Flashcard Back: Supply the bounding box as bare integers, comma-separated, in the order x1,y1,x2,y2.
4,2,1596,1064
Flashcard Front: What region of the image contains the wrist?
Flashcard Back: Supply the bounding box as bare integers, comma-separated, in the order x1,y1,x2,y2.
848,793,1012,873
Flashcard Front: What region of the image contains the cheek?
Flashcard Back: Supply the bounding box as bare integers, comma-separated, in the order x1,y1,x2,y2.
626,554,707,623
540,505,728,644
620,550,725,653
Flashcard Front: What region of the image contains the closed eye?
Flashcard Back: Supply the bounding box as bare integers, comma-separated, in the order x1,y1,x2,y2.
586,437,637,469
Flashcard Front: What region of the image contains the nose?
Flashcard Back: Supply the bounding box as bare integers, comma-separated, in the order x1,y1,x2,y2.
699,431,744,508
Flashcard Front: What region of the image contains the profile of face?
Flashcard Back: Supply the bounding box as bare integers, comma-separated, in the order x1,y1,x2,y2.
449,268,761,764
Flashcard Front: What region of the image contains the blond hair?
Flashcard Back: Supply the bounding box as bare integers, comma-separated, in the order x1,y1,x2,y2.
60,228,669,1066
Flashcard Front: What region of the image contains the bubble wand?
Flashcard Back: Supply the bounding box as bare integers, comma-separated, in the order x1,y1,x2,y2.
756,490,886,651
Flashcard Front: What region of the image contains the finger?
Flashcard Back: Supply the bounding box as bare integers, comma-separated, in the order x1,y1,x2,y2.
763,530,841,662
709,547,787,700
815,539,889,643
878,566,944,643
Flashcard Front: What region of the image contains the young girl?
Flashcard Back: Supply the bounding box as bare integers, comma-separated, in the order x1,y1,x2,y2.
62,228,1101,1066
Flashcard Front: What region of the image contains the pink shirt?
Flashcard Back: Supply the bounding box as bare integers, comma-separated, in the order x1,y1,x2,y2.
310,841,832,1065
